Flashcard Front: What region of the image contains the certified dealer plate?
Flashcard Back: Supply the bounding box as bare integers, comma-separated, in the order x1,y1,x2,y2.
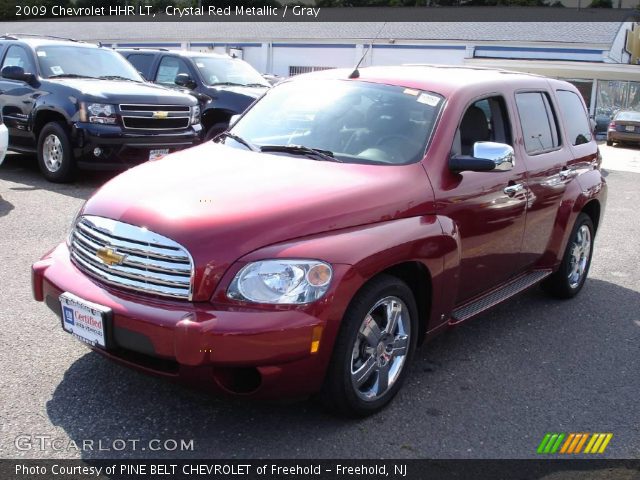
59,292,110,348
149,149,170,161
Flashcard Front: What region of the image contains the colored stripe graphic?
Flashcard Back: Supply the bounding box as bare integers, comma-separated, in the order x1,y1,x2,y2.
537,433,552,454
538,433,613,454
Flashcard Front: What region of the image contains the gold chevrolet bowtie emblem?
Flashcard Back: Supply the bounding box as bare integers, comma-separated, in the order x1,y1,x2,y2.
96,247,125,266
152,111,169,119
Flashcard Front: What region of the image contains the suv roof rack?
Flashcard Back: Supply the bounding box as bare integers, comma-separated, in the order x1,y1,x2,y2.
1,33,82,43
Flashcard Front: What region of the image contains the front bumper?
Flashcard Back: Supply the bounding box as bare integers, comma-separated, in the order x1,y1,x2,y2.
72,122,203,170
32,243,331,398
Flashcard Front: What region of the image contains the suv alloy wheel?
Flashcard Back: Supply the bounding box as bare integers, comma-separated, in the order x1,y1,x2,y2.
37,122,75,183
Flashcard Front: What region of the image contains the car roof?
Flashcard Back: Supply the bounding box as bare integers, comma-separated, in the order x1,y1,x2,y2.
615,110,640,117
296,65,570,98
0,35,100,49
117,48,232,60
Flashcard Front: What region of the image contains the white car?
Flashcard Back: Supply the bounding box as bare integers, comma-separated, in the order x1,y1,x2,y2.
0,118,7,166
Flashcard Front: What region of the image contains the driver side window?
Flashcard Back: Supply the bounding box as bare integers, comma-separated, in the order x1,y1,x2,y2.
155,56,191,86
453,96,513,156
2,45,36,75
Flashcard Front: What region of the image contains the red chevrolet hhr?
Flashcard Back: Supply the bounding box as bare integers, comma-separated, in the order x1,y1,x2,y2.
33,66,606,416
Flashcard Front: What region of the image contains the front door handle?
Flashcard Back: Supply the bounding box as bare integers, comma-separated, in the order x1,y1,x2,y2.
504,183,524,197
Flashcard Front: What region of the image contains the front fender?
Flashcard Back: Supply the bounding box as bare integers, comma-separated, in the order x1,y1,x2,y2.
214,215,460,347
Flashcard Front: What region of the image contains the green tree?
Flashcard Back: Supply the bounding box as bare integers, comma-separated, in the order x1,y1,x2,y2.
74,0,125,8
588,0,612,6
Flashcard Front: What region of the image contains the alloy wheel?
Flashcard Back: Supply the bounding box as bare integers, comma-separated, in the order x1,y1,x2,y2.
350,296,411,402
567,224,591,289
42,134,63,172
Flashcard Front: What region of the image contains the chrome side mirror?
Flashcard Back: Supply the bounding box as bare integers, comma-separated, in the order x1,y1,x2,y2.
473,141,514,171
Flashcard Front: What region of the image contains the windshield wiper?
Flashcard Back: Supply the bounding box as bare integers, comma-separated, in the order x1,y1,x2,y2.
216,131,259,152
260,144,342,163
210,82,245,87
243,83,269,88
48,74,97,79
98,75,140,82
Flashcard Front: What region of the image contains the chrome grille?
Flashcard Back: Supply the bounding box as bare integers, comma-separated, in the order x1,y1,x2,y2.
120,104,191,131
69,215,194,300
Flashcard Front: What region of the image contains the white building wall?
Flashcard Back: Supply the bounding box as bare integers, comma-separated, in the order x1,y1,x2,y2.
270,45,356,76
370,45,467,66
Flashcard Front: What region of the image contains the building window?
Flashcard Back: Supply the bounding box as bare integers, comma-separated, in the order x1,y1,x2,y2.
289,66,333,76
596,80,640,123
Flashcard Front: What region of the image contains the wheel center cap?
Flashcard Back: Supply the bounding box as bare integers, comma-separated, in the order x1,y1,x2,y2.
376,341,389,367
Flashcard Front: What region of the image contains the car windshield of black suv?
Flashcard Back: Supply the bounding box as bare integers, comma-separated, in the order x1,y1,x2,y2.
36,45,143,81
225,79,444,165
194,56,269,87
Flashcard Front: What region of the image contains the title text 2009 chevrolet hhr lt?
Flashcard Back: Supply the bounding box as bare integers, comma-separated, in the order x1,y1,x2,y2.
33,66,606,416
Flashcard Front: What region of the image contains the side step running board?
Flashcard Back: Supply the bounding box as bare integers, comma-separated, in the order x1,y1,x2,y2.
450,270,552,325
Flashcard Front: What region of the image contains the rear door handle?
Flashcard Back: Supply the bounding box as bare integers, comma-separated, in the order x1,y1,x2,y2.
504,183,524,197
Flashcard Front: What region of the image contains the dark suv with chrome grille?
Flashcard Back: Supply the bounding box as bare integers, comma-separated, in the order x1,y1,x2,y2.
0,35,202,182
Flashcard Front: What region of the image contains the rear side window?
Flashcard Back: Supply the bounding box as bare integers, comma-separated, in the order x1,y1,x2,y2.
515,92,560,155
556,90,592,146
125,54,155,80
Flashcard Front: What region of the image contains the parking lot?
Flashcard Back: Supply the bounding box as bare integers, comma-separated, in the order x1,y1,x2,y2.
0,143,639,460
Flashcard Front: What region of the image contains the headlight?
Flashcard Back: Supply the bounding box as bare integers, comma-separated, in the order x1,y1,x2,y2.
80,103,117,124
227,260,332,304
190,105,200,126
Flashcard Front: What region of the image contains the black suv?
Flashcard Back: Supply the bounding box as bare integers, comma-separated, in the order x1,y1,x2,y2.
0,35,202,182
118,48,270,140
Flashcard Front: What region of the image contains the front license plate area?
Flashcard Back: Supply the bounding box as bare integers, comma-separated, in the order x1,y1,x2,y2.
149,149,170,161
59,292,111,349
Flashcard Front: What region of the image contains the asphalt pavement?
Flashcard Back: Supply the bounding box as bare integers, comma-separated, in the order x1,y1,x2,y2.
0,144,639,460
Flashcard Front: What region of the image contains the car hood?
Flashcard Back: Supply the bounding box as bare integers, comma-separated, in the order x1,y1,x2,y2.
49,79,196,105
82,143,433,299
211,84,268,99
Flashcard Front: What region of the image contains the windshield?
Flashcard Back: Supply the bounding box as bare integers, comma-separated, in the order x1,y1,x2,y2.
228,79,444,165
36,46,143,81
194,56,268,87
615,111,640,122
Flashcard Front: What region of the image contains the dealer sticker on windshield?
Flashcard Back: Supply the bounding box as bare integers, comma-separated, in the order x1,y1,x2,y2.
59,292,110,348
417,92,441,106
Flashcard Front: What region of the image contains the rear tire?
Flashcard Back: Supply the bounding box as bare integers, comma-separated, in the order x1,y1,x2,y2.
542,213,594,299
320,275,418,417
37,122,75,183
606,139,613,146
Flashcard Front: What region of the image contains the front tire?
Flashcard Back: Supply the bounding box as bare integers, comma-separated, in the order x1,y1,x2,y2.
542,213,594,299
606,139,613,146
37,122,75,183
320,275,418,417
